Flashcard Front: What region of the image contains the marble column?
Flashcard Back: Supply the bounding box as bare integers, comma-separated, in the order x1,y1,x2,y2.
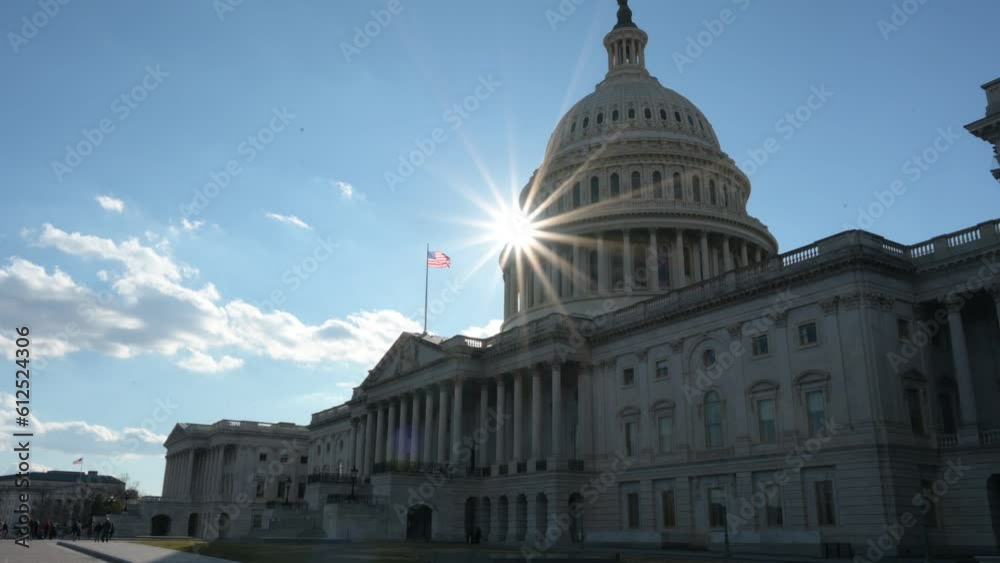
513,372,524,462
578,364,593,459
990,285,1000,331
623,229,633,288
754,246,763,264
572,240,582,297
649,228,660,291
423,389,435,464
722,237,733,272
673,230,685,289
437,384,449,463
700,231,710,280
531,367,543,460
398,395,409,463
374,404,386,464
386,400,398,463
496,376,507,466
597,233,609,294
946,298,978,429
351,419,360,471
551,363,563,459
479,383,490,468
740,240,749,268
364,410,375,476
452,377,465,465
410,393,421,464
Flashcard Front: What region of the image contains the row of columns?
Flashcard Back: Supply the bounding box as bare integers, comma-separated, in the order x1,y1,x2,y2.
356,362,591,478
946,289,1000,437
504,229,767,317
163,447,225,499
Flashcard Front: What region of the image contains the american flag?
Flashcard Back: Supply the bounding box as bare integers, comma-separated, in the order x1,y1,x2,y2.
72,457,83,465
427,250,451,268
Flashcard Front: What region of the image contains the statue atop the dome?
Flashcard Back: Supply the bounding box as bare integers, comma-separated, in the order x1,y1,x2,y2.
615,0,637,29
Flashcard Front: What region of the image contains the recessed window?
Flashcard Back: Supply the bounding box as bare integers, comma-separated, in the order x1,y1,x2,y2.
752,335,769,357
628,108,636,120
920,479,941,527
590,177,600,204
815,480,836,526
704,391,723,448
259,453,268,462
622,368,635,386
897,318,911,340
757,398,777,443
612,109,620,122
652,171,663,198
597,113,604,125
939,393,957,434
657,415,673,453
692,176,702,203
905,388,925,435
582,116,590,129
699,119,705,131
708,488,726,528
255,480,265,497
624,421,638,456
655,359,669,379
673,173,682,200
644,108,652,120
702,349,716,369
709,180,717,205
280,454,289,463
572,183,581,207
571,121,576,133
610,173,621,198
674,111,682,122
805,390,826,435
299,456,308,465
798,322,819,346
631,171,641,199
687,115,694,126
660,109,668,121
627,492,640,529
661,490,676,528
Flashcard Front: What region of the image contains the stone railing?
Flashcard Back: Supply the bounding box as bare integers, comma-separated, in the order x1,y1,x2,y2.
980,429,1000,446
935,434,958,449
310,404,352,426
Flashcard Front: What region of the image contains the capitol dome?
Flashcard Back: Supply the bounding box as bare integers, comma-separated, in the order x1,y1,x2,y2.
500,0,778,328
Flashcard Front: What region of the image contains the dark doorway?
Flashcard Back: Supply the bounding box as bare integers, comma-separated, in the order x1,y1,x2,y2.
187,513,199,537
406,505,433,542
217,513,230,539
150,514,171,536
569,493,584,542
464,497,478,542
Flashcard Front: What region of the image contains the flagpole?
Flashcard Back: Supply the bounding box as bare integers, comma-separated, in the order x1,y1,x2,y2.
423,243,429,335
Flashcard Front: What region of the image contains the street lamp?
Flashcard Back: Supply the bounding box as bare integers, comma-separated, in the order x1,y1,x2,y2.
349,467,359,501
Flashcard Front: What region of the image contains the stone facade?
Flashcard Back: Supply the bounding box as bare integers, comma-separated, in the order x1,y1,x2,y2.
134,2,1000,558
966,77,1000,182
0,470,125,527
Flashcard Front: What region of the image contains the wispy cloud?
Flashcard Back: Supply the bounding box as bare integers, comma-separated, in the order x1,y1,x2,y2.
181,218,205,232
96,195,125,214
176,349,244,373
461,319,503,338
265,212,312,230
314,177,365,202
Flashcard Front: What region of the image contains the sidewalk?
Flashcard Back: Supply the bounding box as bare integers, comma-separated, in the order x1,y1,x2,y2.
57,540,234,563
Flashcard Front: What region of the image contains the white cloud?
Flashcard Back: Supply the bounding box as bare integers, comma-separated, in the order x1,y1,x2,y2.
265,212,312,230
313,177,365,202
96,195,125,214
181,218,205,232
336,181,356,200
176,349,244,373
461,319,503,338
2,224,422,373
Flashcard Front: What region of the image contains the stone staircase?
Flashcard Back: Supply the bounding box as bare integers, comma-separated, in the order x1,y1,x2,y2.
252,508,326,539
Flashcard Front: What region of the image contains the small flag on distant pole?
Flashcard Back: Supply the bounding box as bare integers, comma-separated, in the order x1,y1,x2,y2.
423,247,451,335
72,457,83,465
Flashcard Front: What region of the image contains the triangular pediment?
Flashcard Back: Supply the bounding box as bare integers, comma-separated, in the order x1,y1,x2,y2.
362,333,448,388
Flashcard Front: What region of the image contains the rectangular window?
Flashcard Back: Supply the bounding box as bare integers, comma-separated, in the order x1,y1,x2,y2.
798,322,818,346
657,416,673,453
300,456,308,465
251,514,262,529
939,393,957,434
806,390,826,435
757,398,777,443
751,334,769,356
766,488,784,528
708,488,726,528
627,492,640,529
905,389,925,435
625,421,638,457
920,480,940,528
655,359,670,379
277,481,287,498
622,368,635,386
255,480,265,498
897,318,911,340
280,454,289,463
815,480,836,526
661,490,676,529
259,453,267,462
298,482,306,499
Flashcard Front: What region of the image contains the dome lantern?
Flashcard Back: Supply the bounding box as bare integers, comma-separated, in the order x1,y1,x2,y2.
604,0,649,78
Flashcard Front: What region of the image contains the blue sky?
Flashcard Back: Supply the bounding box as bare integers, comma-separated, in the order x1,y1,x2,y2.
0,0,996,495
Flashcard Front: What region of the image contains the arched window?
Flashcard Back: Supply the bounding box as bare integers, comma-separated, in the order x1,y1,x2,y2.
704,391,723,448
673,173,683,201
631,171,642,199
644,108,652,120
571,121,577,133
660,109,668,121
572,183,581,208
582,116,590,129
597,113,604,125
687,115,694,126
612,109,620,122
723,184,729,208
652,171,663,198
699,119,705,131
628,108,636,120
674,111,682,123
703,349,717,368
709,180,717,205
610,173,621,198
692,176,702,203
590,176,600,204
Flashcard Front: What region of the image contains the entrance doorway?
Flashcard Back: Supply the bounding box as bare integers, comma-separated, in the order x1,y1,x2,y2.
406,505,433,541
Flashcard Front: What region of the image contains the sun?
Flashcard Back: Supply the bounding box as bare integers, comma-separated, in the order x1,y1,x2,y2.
492,206,537,251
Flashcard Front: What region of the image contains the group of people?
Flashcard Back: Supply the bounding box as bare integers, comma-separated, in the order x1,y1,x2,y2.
0,516,114,542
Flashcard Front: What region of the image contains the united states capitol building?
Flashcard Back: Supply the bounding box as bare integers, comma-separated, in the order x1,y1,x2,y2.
131,2,1000,558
